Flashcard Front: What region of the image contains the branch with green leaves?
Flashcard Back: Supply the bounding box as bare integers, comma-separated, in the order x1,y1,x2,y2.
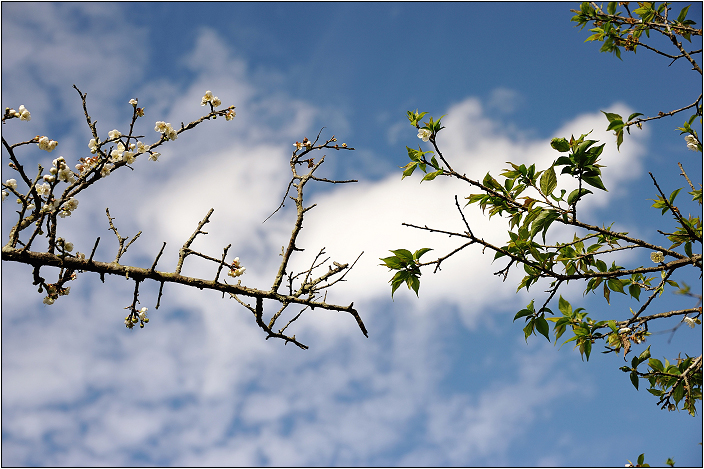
382,3,702,416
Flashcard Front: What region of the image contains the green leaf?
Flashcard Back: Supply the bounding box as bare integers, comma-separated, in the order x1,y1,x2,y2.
638,346,651,363
628,283,641,301
637,453,645,466
421,169,443,182
607,278,625,294
539,166,557,196
513,309,533,322
390,270,410,298
607,1,617,15
567,188,592,205
413,248,433,261
630,371,639,390
582,174,607,191
407,273,421,297
550,137,570,152
391,249,414,263
535,317,550,341
676,5,690,23
558,296,572,316
380,256,405,270
602,111,622,122
649,358,664,372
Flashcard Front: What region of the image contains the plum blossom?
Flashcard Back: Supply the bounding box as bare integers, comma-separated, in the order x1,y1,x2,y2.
35,183,51,196
418,128,432,141
110,142,125,162
650,251,665,263
155,121,177,140
228,257,246,277
129,98,138,106
101,163,114,177
685,134,699,151
18,105,30,121
108,129,122,140
88,138,99,153
5,179,18,191
37,136,58,152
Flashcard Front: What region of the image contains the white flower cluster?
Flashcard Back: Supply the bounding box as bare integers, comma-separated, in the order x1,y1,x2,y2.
125,307,149,329
37,136,58,152
225,107,236,121
228,257,246,277
685,134,699,151
58,197,79,218
2,178,18,201
650,251,665,263
201,90,222,108
35,182,51,196
155,121,178,141
45,156,76,184
7,105,31,121
417,128,432,142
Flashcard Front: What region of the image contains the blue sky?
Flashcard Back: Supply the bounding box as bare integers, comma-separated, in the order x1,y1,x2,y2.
2,2,702,467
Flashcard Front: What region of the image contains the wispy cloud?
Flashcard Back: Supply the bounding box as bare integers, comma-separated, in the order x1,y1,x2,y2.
2,4,656,467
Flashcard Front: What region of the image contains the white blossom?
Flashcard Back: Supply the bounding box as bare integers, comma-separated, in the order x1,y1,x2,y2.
18,105,30,121
2,191,7,201
43,174,56,183
650,251,664,263
101,163,114,177
110,142,125,162
418,128,432,142
685,134,699,151
225,109,236,121
5,179,17,191
201,90,214,106
148,152,160,161
37,136,58,152
36,183,51,196
155,121,167,133
58,167,75,183
64,197,79,211
88,138,99,153
43,296,55,305
129,98,138,106
108,129,122,140
138,307,148,321
211,96,222,108
684,316,696,328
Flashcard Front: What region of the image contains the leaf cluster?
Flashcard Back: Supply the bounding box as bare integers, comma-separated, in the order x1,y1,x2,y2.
380,248,432,298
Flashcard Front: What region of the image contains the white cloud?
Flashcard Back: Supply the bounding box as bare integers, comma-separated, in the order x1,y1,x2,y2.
1,5,654,467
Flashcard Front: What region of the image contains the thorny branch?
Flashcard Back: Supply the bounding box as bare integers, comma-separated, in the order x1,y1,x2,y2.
1,86,367,349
